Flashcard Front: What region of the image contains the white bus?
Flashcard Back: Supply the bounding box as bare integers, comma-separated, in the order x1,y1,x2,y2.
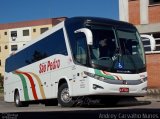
4,17,147,107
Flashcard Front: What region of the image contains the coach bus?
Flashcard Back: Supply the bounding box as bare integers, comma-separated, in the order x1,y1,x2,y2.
4,17,147,107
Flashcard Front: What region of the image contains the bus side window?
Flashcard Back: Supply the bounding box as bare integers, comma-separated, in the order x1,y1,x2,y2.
75,33,88,65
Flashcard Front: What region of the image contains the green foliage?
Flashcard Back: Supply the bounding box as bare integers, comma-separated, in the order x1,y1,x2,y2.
0,74,4,88
0,87,3,93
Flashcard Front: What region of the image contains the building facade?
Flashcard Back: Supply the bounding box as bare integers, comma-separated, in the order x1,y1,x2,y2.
119,0,160,40
0,17,66,77
119,0,160,88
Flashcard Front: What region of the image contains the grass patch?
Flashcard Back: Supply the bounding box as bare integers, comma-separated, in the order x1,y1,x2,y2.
0,87,4,98
0,86,3,93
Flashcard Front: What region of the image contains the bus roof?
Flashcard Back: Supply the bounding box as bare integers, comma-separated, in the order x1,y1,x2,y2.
65,16,135,29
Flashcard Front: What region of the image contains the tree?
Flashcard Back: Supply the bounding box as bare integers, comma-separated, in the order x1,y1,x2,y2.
0,74,4,88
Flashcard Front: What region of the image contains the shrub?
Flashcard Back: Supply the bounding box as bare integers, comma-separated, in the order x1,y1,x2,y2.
0,74,4,88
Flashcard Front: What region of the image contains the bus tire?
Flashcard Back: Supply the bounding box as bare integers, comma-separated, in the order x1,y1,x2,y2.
14,90,29,107
58,83,74,107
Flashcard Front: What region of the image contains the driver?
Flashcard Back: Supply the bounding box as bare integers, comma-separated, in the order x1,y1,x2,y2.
99,38,110,58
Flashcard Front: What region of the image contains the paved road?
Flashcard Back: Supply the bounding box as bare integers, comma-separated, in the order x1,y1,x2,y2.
0,97,160,119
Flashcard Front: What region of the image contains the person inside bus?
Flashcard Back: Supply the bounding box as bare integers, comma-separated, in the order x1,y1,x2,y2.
99,38,111,58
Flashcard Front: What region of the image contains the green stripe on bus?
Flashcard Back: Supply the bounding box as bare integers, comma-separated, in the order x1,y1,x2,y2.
94,69,115,80
14,73,30,101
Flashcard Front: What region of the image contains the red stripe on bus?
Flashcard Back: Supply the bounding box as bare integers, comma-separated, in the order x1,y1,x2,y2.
15,71,38,100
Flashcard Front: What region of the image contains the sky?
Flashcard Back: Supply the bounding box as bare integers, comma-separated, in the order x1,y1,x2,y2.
0,0,119,24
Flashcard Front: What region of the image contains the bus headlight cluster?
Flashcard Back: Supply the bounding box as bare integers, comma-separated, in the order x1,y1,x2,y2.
140,77,147,83
84,71,105,81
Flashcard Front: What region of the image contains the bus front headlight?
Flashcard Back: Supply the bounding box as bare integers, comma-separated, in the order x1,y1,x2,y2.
84,71,105,81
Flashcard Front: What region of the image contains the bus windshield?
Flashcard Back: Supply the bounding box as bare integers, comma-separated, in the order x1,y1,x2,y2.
88,25,146,73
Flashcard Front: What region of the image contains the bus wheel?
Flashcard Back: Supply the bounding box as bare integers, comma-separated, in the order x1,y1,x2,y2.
14,91,28,107
58,83,74,107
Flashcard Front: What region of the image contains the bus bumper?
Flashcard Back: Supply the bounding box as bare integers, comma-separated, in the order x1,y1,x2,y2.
88,78,147,97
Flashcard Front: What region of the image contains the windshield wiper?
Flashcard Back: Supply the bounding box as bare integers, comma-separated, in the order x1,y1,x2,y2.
112,47,121,61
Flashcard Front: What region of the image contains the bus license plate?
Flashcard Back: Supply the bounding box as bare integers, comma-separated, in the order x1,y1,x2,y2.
119,88,129,93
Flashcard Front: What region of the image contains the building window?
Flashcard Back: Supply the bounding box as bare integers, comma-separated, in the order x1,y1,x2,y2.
4,45,8,49
141,37,152,53
11,31,17,37
0,60,1,66
33,29,36,32
11,31,17,41
23,29,29,36
155,38,160,51
149,0,160,5
4,32,7,35
0,46,1,52
11,45,18,51
40,27,49,34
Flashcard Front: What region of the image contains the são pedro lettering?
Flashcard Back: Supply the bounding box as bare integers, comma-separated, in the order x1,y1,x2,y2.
39,59,60,73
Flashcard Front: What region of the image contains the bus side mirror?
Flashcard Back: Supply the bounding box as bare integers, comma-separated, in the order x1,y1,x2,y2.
141,34,156,51
74,28,93,45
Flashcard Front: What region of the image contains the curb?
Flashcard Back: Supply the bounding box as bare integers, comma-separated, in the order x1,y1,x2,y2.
147,88,160,99
147,89,160,95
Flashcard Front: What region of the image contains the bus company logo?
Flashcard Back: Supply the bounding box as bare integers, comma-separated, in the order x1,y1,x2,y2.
39,59,60,74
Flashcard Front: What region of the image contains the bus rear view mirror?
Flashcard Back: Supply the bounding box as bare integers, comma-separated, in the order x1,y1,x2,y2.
141,34,156,51
74,28,93,45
